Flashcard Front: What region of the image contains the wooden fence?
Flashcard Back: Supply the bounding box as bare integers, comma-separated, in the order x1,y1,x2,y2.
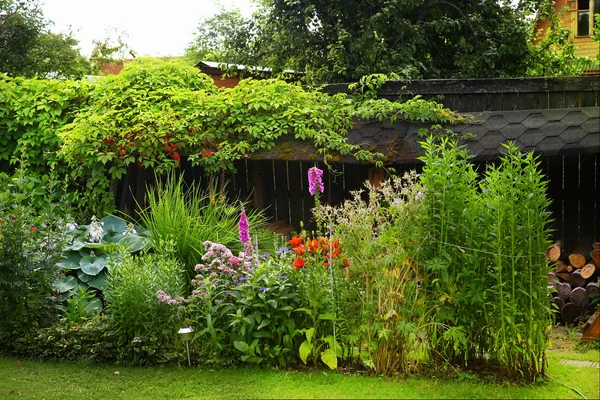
110,77,599,254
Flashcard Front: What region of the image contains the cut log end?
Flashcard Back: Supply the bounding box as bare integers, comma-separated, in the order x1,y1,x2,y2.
568,253,587,269
569,270,587,288
570,287,590,307
547,244,562,262
580,263,597,280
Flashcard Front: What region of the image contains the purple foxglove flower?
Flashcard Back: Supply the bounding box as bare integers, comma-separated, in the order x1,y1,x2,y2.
308,166,324,196
238,209,251,245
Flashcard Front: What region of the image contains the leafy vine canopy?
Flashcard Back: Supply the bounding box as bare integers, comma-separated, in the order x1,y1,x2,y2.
59,58,461,181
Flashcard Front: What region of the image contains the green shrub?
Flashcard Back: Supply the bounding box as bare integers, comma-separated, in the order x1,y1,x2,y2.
0,172,69,352
139,172,275,282
105,240,186,346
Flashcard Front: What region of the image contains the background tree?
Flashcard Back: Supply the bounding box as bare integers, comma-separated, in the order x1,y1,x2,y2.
89,28,136,74
0,0,90,78
187,0,592,82
184,7,252,65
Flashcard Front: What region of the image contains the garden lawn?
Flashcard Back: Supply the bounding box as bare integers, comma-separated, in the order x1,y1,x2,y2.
0,351,598,400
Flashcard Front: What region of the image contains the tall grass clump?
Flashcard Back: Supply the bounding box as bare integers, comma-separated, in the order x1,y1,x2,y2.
138,173,274,280
418,137,552,382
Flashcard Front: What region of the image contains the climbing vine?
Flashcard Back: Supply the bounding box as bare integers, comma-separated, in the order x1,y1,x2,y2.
57,59,461,212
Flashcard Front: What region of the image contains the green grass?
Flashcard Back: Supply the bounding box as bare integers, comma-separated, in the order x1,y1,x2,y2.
1,350,598,399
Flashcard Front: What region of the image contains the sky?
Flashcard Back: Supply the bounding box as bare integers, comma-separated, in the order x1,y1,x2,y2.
40,0,255,57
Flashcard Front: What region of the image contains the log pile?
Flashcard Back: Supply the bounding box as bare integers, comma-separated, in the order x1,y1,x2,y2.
547,241,600,324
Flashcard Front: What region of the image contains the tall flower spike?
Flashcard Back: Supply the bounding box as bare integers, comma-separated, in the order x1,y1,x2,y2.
238,208,251,245
308,166,324,196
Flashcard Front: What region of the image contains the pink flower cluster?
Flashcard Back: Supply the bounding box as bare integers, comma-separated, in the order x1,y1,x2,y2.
191,241,256,290
155,290,187,305
238,209,251,245
308,166,324,196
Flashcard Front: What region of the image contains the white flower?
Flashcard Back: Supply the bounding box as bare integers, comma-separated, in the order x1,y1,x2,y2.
87,216,104,243
124,223,137,236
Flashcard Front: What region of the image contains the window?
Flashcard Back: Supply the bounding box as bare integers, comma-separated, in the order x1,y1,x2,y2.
577,0,600,36
578,0,590,36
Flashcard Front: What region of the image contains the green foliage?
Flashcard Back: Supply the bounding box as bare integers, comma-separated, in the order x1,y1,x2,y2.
188,1,542,82
184,7,252,65
56,287,102,328
105,240,186,344
316,172,431,374
418,136,553,382
56,214,152,307
0,0,90,78
228,262,303,367
138,173,274,280
58,59,459,211
0,170,69,351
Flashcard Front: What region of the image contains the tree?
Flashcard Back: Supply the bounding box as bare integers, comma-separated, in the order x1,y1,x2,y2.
185,7,252,65
0,0,90,78
188,1,585,82
89,28,136,74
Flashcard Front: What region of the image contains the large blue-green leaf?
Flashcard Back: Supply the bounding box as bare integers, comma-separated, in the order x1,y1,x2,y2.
54,276,77,293
80,255,107,276
67,238,86,251
87,273,108,290
56,253,81,270
118,234,151,253
101,215,127,234
77,269,93,283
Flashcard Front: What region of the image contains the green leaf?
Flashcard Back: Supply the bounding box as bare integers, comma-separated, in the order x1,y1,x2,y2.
299,340,312,364
318,312,335,320
57,253,82,270
80,255,107,276
54,276,77,293
305,327,314,344
320,348,338,370
77,269,93,283
294,307,313,317
266,299,278,309
118,234,151,253
234,341,250,353
87,273,108,290
84,297,103,314
257,319,271,330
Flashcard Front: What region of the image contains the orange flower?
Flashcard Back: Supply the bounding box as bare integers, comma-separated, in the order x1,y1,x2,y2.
288,235,304,246
293,258,305,271
343,258,350,267
323,260,330,268
293,244,306,256
307,238,320,253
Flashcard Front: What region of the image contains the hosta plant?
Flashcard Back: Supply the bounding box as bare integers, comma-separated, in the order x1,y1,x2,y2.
55,215,152,307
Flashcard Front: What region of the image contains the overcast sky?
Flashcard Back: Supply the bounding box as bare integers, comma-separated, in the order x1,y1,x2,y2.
41,0,255,57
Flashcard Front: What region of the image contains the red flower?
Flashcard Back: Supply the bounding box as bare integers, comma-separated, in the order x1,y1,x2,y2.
30,226,37,231
103,138,109,144
288,236,304,246
202,150,213,157
166,145,173,153
172,152,180,161
343,258,350,267
307,238,320,253
293,258,305,270
293,244,306,256
323,260,330,268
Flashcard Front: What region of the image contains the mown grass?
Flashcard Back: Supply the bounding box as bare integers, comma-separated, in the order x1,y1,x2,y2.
0,350,598,399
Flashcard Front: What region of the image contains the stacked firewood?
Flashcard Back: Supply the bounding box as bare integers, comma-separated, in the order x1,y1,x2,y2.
547,242,600,324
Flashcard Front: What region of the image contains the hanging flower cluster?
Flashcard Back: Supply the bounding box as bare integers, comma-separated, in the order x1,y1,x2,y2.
287,235,343,271
308,166,324,196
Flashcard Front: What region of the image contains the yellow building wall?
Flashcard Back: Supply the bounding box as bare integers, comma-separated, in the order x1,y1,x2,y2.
535,0,600,58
